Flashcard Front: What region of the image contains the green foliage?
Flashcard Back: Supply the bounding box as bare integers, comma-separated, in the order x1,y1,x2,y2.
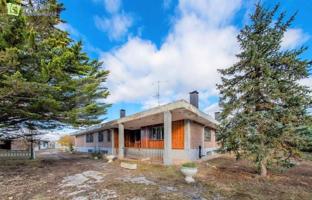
0,0,109,134
298,124,312,152
182,162,197,168
217,3,312,176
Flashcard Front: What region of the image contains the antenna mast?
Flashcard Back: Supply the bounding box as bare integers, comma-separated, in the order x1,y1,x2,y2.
154,80,167,106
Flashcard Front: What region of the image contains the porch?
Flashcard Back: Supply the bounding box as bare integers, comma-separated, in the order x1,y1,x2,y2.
123,128,164,162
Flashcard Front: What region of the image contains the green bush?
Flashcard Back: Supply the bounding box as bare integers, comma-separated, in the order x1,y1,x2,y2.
182,162,197,168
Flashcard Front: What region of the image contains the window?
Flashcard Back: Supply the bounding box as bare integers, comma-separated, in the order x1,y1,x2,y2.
86,133,94,143
107,131,111,142
98,132,104,142
204,127,211,142
149,126,164,140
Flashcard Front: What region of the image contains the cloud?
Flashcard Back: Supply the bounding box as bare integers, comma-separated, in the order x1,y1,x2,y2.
104,0,121,14
100,0,241,109
300,78,312,88
94,13,133,41
179,0,242,26
281,28,310,50
99,0,310,113
55,23,80,37
204,103,220,116
93,0,133,41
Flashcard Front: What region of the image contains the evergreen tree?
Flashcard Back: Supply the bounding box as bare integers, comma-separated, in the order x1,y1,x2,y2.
0,0,109,136
217,3,311,177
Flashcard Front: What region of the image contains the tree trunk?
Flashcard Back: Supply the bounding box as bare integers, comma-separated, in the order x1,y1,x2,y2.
260,159,267,177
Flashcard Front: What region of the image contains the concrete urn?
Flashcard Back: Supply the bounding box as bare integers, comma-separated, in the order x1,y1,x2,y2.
181,167,198,183
106,155,115,163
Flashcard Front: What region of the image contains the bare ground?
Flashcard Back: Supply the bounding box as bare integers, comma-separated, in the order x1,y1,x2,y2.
0,150,312,200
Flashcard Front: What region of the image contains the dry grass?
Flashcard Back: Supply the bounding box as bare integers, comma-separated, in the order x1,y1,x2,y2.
0,151,312,200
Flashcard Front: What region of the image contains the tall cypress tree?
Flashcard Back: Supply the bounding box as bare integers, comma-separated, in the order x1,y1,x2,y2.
217,3,311,176
0,0,109,135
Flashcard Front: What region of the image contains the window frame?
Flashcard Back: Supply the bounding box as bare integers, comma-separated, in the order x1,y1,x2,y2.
204,127,212,142
98,132,104,142
149,126,164,140
86,133,94,143
107,131,111,142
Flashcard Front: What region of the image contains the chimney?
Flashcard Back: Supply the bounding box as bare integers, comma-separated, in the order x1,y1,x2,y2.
120,109,126,118
189,91,199,108
214,112,221,121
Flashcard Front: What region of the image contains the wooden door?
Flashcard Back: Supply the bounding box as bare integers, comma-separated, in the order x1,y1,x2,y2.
172,120,184,149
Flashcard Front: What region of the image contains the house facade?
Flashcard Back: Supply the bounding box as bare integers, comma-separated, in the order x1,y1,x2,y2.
74,91,219,165
0,138,55,151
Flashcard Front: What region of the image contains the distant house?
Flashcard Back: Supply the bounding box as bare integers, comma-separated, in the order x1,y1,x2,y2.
73,91,219,165
0,138,55,151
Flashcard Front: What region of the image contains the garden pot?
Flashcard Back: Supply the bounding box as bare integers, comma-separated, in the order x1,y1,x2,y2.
106,155,115,163
181,167,198,183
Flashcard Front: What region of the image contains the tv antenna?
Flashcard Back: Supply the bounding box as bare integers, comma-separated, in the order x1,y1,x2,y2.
153,80,168,106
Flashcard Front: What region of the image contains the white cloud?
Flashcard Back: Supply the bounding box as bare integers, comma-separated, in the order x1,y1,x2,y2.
99,0,311,112
55,23,80,37
93,0,121,13
204,103,220,116
179,0,242,26
100,0,241,109
104,0,121,14
93,0,133,41
300,78,312,88
95,13,133,41
282,28,310,49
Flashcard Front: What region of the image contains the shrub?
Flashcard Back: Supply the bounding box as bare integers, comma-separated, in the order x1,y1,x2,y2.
182,162,197,168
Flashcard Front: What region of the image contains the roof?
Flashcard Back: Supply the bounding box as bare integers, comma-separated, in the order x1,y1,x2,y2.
73,100,218,136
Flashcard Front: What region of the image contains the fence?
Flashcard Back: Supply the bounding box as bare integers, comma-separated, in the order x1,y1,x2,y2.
0,150,31,160
124,147,163,163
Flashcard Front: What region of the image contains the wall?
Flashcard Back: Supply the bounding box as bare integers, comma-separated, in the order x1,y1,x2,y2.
75,130,113,153
98,130,113,148
11,139,30,151
204,129,218,149
190,121,203,149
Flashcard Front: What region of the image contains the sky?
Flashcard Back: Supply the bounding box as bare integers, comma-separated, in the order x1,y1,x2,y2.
57,0,312,123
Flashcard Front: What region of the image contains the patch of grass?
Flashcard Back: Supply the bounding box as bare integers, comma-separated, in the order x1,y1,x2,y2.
0,159,40,168
302,152,312,161
137,162,183,183
182,162,196,168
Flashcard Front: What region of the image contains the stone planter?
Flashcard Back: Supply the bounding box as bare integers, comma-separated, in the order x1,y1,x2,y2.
106,155,115,163
181,167,198,183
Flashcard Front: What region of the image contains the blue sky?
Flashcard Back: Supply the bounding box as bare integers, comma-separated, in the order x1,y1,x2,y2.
58,0,312,122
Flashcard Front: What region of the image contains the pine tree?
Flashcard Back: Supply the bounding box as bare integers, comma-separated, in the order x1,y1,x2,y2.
217,3,312,177
0,0,109,136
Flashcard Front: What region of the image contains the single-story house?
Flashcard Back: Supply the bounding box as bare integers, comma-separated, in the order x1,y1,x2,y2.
0,138,55,151
73,91,219,165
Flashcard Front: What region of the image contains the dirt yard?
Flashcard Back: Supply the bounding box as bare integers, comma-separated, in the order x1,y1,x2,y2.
0,150,312,200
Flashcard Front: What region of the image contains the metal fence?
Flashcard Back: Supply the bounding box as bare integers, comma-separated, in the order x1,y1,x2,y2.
124,148,163,163
0,150,31,160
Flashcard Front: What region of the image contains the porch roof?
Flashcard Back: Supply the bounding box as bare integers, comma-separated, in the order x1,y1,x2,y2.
73,100,218,135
